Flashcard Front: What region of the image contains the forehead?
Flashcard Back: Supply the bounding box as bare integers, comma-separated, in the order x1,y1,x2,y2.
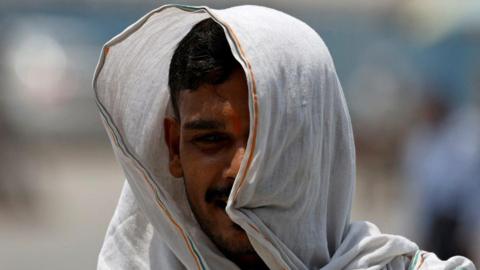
178,68,249,123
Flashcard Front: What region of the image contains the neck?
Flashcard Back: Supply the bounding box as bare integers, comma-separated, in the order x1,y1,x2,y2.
229,252,269,270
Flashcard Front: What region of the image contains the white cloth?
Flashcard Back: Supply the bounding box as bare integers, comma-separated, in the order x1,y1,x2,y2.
93,4,476,270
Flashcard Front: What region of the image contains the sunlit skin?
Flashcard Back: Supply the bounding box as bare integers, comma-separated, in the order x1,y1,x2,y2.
164,68,268,269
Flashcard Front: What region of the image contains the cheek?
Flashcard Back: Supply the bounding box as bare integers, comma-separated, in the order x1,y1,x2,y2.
230,113,242,135
179,143,225,199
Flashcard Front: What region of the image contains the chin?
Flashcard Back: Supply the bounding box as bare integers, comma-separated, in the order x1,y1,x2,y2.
195,204,268,269
202,204,253,254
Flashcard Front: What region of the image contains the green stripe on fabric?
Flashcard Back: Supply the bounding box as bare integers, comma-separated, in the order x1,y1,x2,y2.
174,4,201,12
408,250,421,270
188,236,207,270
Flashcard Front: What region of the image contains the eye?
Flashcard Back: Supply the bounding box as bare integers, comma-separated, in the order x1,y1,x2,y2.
186,131,232,154
193,133,229,144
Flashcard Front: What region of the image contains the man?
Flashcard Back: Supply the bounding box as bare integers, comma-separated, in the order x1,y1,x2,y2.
93,5,475,270
164,18,265,269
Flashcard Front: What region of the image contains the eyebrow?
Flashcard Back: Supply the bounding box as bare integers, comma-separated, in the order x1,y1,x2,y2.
183,119,225,130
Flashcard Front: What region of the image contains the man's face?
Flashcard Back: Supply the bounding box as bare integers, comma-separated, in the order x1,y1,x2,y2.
164,68,266,268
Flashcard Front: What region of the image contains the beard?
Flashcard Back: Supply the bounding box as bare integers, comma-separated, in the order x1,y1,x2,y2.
186,179,258,262
184,178,268,270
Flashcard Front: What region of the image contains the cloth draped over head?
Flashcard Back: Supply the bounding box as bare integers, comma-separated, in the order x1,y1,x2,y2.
93,4,476,270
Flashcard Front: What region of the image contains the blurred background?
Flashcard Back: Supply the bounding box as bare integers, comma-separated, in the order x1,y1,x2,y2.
0,0,478,269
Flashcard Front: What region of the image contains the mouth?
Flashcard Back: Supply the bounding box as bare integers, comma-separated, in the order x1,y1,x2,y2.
205,184,232,210
212,198,227,209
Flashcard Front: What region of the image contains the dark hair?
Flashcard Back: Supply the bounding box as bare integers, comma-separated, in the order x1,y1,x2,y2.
168,18,239,118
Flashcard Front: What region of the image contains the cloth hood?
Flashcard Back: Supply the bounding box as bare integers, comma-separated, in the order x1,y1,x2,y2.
93,4,475,270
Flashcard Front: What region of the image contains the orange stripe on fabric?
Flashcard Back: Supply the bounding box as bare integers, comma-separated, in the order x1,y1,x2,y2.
102,121,203,270
417,253,426,269
248,223,260,233
213,16,292,270
128,157,203,270
215,22,259,201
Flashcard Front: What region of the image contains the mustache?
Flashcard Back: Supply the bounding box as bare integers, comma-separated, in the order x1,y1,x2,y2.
205,184,233,204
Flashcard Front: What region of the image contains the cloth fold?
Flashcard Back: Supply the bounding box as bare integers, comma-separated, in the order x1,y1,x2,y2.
93,4,476,270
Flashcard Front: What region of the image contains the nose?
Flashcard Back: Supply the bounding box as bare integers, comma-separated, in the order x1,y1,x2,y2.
223,142,246,182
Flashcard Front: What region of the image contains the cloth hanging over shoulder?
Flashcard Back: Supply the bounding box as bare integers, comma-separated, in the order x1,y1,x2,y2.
93,4,476,270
